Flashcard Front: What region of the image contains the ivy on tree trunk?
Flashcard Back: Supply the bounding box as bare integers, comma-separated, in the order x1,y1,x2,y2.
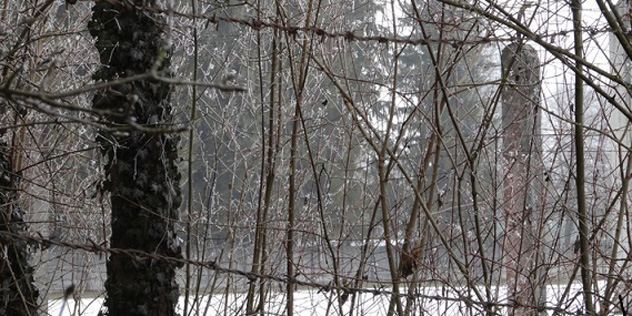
0,140,39,316
88,1,182,315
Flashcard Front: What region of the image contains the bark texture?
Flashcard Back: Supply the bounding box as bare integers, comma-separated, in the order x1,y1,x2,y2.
88,1,182,316
501,42,545,316
0,140,39,316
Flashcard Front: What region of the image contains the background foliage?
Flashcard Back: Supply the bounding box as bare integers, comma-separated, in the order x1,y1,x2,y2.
1,0,632,315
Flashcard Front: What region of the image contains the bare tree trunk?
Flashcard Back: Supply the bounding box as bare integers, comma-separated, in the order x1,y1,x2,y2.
501,42,545,316
571,1,595,314
88,2,182,315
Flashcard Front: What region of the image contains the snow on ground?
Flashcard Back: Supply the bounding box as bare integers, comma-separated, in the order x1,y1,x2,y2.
47,283,609,316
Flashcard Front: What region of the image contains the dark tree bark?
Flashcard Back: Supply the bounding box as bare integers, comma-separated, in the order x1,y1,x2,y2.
0,140,39,316
88,1,182,316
